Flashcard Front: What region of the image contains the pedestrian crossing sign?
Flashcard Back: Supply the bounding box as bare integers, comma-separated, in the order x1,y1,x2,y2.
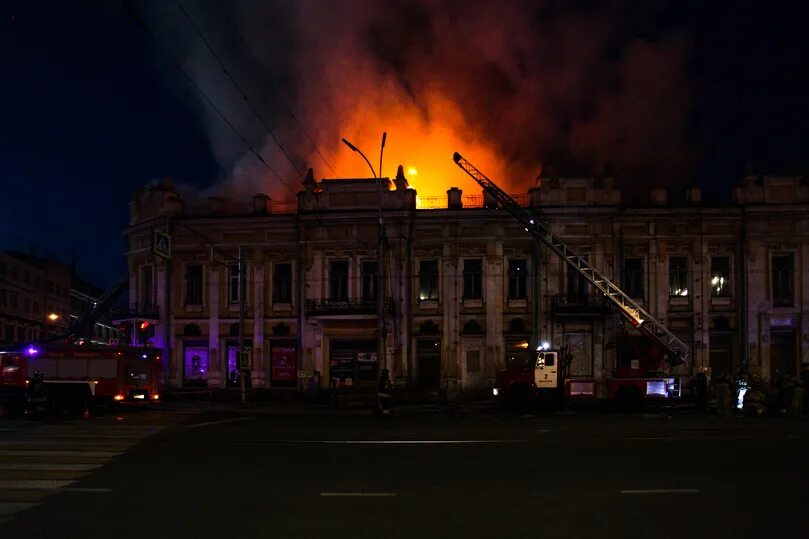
152,230,171,260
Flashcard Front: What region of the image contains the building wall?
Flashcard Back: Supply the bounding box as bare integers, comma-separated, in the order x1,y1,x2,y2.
124,174,809,396
0,251,70,345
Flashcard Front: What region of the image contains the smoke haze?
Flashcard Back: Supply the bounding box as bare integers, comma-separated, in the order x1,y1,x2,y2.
149,0,694,202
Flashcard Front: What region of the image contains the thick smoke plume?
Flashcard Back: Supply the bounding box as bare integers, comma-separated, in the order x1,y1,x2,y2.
155,0,693,203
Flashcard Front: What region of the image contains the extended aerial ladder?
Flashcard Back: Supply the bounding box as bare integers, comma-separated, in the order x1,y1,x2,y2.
452,152,689,370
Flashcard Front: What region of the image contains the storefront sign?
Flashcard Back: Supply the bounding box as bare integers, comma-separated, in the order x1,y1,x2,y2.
183,344,209,383
271,346,297,382
771,318,797,328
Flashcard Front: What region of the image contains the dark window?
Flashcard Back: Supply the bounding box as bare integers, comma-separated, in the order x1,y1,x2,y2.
566,255,589,300
9,292,17,309
185,264,203,305
623,257,644,299
0,262,5,276
4,325,13,342
463,259,483,300
710,257,731,298
669,256,689,297
329,261,349,301
16,327,24,342
772,254,794,307
508,259,527,300
0,289,5,307
33,301,39,314
273,263,293,303
24,270,30,285
228,264,242,303
361,261,378,303
419,260,439,300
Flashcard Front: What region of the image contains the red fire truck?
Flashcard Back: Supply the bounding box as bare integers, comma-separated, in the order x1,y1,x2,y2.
0,344,161,416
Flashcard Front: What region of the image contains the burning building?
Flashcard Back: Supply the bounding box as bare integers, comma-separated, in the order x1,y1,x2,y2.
123,167,809,398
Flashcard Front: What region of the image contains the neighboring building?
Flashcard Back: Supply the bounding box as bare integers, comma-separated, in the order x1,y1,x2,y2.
0,251,71,345
123,170,809,398
0,251,121,347
69,276,123,345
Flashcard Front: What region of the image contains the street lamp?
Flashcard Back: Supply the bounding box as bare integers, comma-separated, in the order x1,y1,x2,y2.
341,136,387,389
48,313,59,322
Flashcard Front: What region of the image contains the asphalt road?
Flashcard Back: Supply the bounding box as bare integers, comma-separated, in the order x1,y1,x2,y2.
1,406,808,538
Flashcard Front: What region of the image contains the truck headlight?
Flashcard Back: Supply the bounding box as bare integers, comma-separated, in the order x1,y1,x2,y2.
492,388,500,396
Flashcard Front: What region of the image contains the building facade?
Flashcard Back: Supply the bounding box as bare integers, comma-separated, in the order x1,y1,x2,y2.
0,251,121,348
123,170,809,398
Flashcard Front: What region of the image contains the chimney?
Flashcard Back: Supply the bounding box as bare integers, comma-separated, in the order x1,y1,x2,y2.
394,165,410,190
447,187,463,209
685,186,702,205
528,186,542,207
302,167,320,192
649,188,668,207
253,194,271,215
483,190,497,209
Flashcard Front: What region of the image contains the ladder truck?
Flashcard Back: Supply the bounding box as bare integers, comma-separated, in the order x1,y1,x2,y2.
452,152,691,411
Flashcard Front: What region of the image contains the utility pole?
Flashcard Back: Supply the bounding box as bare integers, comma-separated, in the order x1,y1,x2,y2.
238,246,247,406
377,133,387,380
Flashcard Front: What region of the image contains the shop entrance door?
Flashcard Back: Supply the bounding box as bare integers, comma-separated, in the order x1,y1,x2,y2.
417,339,441,397
770,330,797,380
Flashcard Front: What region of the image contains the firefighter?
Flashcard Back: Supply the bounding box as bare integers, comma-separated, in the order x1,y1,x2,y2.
376,369,393,416
713,370,733,416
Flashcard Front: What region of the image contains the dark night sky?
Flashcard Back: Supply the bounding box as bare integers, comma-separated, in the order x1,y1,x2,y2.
2,0,809,289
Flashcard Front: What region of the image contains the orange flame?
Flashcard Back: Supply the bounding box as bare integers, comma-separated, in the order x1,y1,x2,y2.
316,92,528,203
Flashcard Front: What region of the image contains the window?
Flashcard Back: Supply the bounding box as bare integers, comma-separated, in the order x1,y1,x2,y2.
33,301,39,314
419,260,439,301
710,257,731,298
24,270,30,285
273,263,292,303
4,325,12,342
623,258,644,299
9,292,17,309
508,259,527,300
0,289,5,308
329,261,349,301
0,262,5,276
361,261,378,303
772,253,794,307
669,256,689,297
16,327,24,342
185,264,203,305
463,259,483,300
228,263,242,303
567,255,589,300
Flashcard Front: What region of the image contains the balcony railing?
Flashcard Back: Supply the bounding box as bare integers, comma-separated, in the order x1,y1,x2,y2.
416,194,530,209
119,303,160,320
549,294,612,318
306,297,394,316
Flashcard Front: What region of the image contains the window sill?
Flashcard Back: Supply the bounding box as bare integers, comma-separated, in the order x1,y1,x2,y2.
184,304,203,312
419,300,439,310
463,299,483,308
507,299,528,308
710,297,731,306
669,297,690,306
273,302,293,312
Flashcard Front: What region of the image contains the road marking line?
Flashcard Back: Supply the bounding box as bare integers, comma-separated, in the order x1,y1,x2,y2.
320,492,396,497
0,502,38,515
318,439,525,445
0,463,102,471
183,417,252,429
620,489,699,495
0,450,121,457
624,436,755,441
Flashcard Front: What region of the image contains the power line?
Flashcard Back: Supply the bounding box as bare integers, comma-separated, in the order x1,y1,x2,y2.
124,0,298,197
175,0,313,181
222,7,338,177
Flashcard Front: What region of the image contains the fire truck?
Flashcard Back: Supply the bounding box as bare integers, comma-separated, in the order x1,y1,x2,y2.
0,278,163,417
452,153,690,411
0,344,161,416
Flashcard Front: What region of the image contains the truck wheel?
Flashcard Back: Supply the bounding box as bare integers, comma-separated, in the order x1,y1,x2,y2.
616,387,643,413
